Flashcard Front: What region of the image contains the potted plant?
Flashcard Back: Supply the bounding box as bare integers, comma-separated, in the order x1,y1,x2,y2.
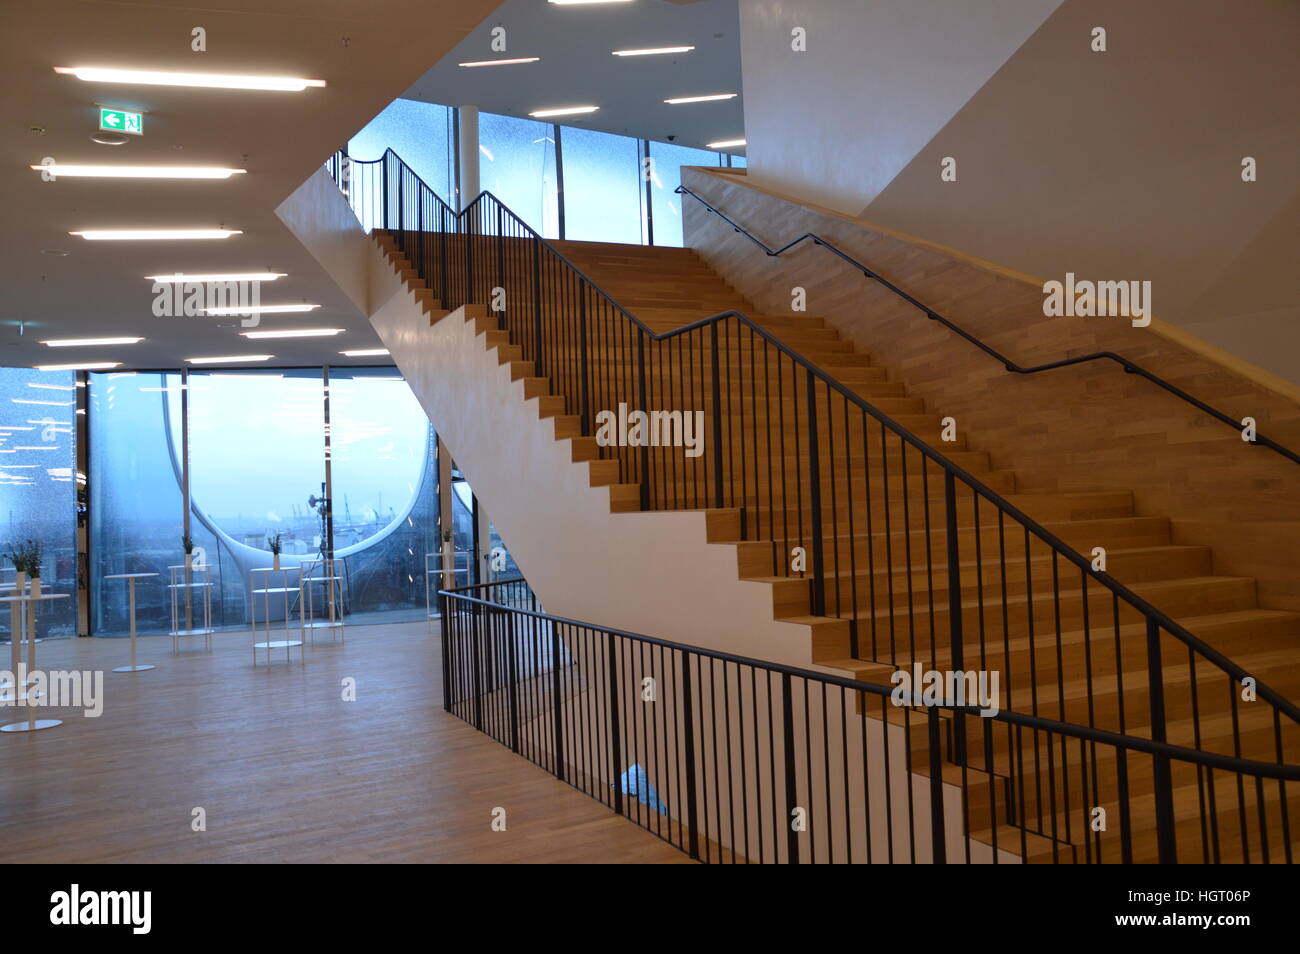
5,543,27,593
267,532,283,571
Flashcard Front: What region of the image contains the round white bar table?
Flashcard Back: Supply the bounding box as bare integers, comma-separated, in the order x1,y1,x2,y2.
105,572,159,673
0,582,42,645
0,592,70,732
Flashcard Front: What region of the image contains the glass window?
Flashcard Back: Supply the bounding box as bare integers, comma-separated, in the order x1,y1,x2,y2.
479,112,560,238
328,368,437,622
561,126,644,244
0,367,77,638
169,369,325,627
89,371,185,635
348,98,454,203
648,141,724,248
730,154,747,169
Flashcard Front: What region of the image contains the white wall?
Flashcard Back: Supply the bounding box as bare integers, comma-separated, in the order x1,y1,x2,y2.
737,0,1300,386
738,0,1062,213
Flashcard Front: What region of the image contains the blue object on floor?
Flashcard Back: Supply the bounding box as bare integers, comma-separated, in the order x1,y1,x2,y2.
618,763,668,815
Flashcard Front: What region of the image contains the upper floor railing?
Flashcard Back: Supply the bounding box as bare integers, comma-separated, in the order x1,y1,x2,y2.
326,148,1300,786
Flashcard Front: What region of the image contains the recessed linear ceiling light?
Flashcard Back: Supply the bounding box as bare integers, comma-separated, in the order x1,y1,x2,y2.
241,328,342,339
339,348,390,357
707,138,747,149
665,93,737,105
70,229,241,241
612,46,695,56
186,355,274,365
529,106,599,118
31,164,246,179
459,57,540,67
200,303,319,316
41,337,142,348
549,0,633,5
147,272,286,283
54,67,325,91
35,362,122,371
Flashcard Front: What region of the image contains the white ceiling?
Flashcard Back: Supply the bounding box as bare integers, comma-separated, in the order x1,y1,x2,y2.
403,0,744,152
0,0,500,371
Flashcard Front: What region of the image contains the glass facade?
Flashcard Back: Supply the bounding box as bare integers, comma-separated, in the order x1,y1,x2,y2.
0,368,78,638
351,97,744,247
561,126,645,245
480,112,560,238
329,368,437,622
1,364,442,638
648,141,726,248
348,98,454,202
90,371,185,635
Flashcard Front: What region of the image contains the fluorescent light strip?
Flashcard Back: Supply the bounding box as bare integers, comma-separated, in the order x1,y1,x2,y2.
529,106,599,118
34,362,122,371
31,164,246,179
665,93,737,105
148,272,285,283
241,328,342,339
199,303,319,316
55,67,325,91
186,355,275,365
42,337,142,347
706,139,747,149
339,348,390,357
71,229,241,241
548,0,633,4
612,46,695,56
459,57,540,67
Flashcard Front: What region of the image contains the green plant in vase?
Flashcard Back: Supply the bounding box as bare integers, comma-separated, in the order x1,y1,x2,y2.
267,532,284,571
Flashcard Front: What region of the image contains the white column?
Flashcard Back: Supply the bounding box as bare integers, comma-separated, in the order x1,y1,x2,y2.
457,105,480,211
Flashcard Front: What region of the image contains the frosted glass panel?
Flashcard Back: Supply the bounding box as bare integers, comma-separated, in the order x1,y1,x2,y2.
648,141,723,247
0,368,77,638
349,98,454,202
562,127,643,244
480,112,559,238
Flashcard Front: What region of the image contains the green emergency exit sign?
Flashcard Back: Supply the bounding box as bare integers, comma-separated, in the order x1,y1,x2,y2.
99,108,143,135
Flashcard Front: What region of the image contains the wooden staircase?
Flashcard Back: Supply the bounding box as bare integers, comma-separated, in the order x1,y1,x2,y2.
379,231,1300,863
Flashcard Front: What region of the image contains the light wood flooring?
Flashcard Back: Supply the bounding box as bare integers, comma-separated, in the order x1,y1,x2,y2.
0,622,688,864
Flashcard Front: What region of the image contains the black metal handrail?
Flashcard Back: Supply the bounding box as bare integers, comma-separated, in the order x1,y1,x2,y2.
326,147,1300,781
442,578,1299,863
675,183,1300,469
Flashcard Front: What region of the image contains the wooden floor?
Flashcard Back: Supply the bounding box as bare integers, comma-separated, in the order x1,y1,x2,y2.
0,622,689,863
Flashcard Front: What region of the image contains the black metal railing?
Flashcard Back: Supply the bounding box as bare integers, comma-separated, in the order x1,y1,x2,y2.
442,579,1299,863
674,183,1300,469
327,148,1299,809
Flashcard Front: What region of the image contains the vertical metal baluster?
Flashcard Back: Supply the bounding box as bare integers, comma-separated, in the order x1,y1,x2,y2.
1145,618,1177,862
710,321,724,508
781,672,799,863
805,370,825,617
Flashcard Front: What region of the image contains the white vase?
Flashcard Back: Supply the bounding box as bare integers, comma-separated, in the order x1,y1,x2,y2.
10,570,23,645
28,574,40,644
183,553,194,629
